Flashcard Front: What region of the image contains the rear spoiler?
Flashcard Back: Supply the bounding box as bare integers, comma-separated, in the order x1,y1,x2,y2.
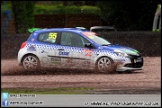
28,28,41,33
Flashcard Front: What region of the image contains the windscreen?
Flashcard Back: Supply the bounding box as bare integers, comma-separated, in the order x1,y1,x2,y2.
82,32,111,45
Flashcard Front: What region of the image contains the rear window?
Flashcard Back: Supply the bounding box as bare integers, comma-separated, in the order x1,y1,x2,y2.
38,32,58,44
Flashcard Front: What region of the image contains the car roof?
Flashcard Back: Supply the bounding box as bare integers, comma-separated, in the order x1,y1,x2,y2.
33,28,87,34
90,26,116,30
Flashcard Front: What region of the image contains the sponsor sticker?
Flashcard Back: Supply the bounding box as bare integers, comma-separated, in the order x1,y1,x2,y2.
59,51,69,56
81,60,91,67
51,57,61,65
136,58,142,62
27,45,36,51
82,49,92,56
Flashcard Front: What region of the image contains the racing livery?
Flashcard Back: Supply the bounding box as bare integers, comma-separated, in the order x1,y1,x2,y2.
18,28,143,73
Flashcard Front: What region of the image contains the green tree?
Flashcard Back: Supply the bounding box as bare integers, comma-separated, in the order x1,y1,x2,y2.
97,0,161,31
11,1,36,33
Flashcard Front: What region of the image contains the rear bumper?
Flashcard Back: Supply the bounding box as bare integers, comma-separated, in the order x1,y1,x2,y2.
17,48,27,65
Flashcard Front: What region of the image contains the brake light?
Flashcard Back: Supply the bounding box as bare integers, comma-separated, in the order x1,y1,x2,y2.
20,42,27,49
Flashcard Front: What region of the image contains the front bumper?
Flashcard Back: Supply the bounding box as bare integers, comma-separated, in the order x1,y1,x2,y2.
116,55,143,71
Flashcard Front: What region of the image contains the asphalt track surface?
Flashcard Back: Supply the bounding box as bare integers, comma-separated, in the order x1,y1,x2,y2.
1,57,161,94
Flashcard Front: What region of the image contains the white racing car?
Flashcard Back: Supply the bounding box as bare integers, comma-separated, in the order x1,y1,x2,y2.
18,28,143,73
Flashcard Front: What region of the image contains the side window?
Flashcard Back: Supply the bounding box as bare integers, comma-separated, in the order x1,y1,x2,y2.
82,37,90,45
61,32,85,47
38,32,58,44
60,32,72,46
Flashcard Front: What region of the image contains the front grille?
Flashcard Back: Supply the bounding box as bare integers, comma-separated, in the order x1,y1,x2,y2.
125,62,143,68
124,55,144,68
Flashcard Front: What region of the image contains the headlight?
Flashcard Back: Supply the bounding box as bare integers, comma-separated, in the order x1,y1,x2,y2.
114,50,128,57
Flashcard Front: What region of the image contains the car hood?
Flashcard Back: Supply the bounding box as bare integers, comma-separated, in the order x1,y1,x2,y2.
101,44,139,56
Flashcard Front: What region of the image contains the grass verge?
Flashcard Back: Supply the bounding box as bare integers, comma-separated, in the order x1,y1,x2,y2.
1,87,94,94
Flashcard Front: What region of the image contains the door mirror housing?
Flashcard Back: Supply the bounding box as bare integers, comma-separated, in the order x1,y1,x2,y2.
84,43,93,48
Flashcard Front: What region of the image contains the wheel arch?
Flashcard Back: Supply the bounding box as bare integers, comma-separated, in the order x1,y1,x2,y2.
20,53,40,65
95,56,117,73
95,56,114,65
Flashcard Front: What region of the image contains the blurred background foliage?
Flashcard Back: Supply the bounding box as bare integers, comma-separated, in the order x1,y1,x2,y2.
97,1,161,31
34,5,100,15
1,0,161,33
1,1,100,15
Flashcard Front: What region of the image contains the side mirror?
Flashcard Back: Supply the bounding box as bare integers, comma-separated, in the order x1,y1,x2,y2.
84,43,93,48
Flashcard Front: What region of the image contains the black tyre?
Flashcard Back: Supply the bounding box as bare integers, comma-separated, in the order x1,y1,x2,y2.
22,55,40,70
